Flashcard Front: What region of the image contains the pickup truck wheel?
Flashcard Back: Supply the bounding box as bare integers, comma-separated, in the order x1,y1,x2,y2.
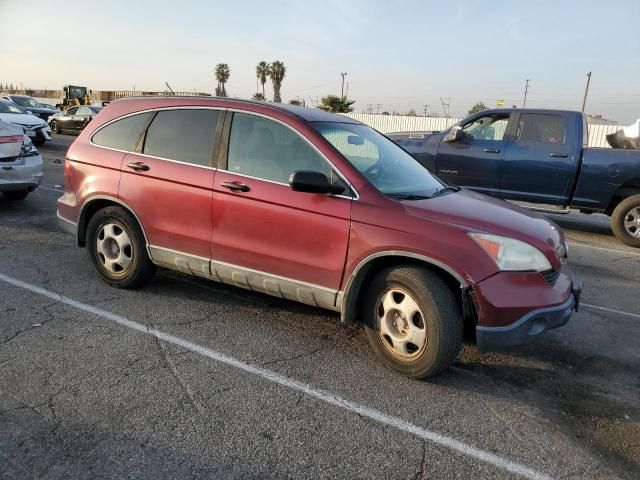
364,266,462,378
86,206,156,288
2,189,29,200
612,195,640,247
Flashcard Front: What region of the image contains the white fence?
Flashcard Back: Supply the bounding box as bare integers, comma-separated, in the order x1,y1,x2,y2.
340,113,622,149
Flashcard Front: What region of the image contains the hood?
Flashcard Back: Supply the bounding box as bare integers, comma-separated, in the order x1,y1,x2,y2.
402,188,564,262
0,112,46,128
25,106,57,114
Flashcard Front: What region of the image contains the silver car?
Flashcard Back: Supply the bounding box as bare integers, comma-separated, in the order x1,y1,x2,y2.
0,120,43,200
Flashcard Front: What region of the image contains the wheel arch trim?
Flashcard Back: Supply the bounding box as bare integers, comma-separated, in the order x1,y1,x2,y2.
338,250,469,323
77,195,151,252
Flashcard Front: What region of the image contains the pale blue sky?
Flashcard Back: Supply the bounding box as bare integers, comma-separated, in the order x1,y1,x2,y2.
1,0,639,122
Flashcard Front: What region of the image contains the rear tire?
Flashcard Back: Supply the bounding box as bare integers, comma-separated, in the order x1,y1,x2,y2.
364,266,463,378
612,195,640,247
86,206,156,288
2,189,29,200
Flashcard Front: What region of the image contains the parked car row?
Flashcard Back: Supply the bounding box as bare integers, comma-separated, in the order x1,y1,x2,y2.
0,94,102,146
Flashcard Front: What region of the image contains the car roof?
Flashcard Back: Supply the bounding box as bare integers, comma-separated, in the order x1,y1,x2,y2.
112,96,360,124
476,108,580,116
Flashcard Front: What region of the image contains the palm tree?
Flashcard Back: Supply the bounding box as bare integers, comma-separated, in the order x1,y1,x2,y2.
256,61,270,98
317,95,355,113
214,63,230,97
252,92,266,101
268,61,286,103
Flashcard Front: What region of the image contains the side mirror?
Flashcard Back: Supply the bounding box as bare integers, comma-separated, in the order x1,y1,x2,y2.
289,171,345,195
444,125,464,143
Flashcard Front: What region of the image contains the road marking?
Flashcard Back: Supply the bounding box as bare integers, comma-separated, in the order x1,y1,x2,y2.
0,271,550,480
38,186,63,193
582,303,640,320
568,242,640,257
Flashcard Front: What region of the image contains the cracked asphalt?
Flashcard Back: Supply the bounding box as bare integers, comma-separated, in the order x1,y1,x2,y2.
1,135,639,479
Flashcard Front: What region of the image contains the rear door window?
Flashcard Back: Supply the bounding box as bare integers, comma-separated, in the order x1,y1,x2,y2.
92,112,153,151
142,109,220,166
516,114,566,144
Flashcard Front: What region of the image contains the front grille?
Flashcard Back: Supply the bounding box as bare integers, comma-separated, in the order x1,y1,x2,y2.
541,269,560,285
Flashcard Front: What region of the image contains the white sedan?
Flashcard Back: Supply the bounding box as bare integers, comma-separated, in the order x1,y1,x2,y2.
0,120,43,200
0,99,52,146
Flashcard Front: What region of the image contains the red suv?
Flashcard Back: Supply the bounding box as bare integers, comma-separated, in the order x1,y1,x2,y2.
57,97,581,378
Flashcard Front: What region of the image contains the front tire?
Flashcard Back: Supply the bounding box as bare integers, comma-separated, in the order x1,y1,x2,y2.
50,120,60,134
612,195,640,247
364,266,463,378
86,206,156,288
2,189,29,200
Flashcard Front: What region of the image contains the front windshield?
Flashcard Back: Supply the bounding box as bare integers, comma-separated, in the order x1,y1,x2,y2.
312,121,443,197
12,97,40,108
0,101,26,114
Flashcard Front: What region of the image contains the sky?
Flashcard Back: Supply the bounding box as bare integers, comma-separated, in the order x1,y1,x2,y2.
1,0,639,123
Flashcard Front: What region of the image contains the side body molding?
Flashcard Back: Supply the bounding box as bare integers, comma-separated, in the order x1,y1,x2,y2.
337,251,469,324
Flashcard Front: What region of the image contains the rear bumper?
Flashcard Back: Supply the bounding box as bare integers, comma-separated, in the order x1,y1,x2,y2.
0,155,44,191
57,212,78,237
476,282,581,351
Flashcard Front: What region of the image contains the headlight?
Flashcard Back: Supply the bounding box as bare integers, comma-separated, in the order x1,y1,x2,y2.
469,233,552,272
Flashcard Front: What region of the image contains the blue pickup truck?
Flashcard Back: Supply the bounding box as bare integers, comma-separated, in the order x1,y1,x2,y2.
388,109,640,247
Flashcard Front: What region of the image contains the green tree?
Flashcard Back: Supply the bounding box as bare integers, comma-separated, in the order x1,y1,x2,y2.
268,61,286,103
256,61,270,98
468,102,487,115
252,92,266,101
214,63,230,97
317,95,355,113
289,99,302,106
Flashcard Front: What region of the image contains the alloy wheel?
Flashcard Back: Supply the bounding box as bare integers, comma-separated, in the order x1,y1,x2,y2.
96,222,133,274
376,288,427,359
624,207,640,238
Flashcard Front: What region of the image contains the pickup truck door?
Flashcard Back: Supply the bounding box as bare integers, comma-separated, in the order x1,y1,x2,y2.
435,112,513,196
501,112,577,204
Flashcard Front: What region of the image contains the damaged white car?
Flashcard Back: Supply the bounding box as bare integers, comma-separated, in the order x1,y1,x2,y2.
0,120,43,200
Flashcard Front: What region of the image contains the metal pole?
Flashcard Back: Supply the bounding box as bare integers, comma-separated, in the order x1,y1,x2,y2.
581,72,592,113
340,72,347,99
523,79,530,108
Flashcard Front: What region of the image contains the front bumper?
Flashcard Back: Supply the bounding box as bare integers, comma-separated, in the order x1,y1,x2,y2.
472,263,581,351
476,281,581,351
24,125,51,142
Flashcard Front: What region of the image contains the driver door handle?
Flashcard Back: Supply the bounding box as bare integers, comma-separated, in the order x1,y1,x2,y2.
221,181,250,192
126,161,150,172
549,152,568,158
483,148,500,153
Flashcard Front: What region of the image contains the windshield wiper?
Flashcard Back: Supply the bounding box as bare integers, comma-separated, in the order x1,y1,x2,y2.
387,193,431,201
430,185,461,198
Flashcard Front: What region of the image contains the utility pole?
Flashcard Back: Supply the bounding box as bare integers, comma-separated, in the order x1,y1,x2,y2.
340,72,347,99
581,71,592,113
423,104,429,116
523,79,530,108
440,97,450,117
376,103,382,114
366,103,373,114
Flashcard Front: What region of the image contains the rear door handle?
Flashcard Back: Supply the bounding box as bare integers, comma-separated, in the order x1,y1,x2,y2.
221,181,250,192
126,161,150,172
483,148,500,153
549,153,568,158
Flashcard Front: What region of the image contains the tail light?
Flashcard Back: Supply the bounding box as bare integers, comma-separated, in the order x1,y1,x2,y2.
0,135,24,144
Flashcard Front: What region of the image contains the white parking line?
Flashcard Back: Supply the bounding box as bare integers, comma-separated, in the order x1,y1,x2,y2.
0,271,550,480
568,242,640,257
582,303,640,320
38,186,63,193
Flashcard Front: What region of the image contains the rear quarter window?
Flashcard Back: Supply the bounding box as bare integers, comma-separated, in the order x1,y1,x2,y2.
92,112,153,151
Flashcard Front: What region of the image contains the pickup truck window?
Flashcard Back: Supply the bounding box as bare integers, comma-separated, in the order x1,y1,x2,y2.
462,114,509,141
516,114,566,144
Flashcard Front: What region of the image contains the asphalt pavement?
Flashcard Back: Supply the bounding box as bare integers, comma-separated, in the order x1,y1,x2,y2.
0,134,638,479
